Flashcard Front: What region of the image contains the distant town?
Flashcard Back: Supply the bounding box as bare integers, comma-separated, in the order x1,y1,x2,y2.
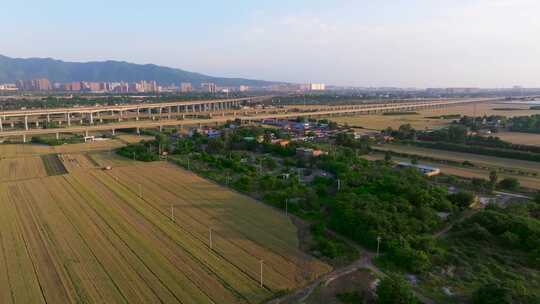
0,78,328,93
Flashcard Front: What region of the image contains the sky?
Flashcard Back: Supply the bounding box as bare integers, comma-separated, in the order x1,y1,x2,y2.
1,0,540,88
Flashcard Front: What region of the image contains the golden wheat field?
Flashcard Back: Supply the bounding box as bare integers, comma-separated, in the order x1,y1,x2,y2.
364,152,540,190
0,156,49,182
329,101,540,131
115,134,155,144
495,132,540,147
0,140,125,158
0,145,330,304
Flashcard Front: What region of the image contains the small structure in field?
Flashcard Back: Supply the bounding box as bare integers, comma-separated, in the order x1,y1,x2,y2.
296,147,328,158
396,162,441,177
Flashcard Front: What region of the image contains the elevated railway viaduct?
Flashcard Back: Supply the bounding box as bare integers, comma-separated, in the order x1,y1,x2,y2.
0,97,497,142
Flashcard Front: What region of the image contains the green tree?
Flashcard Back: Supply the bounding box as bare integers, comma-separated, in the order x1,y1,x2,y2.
472,283,512,304
385,151,392,164
448,191,475,209
498,178,520,191
376,273,417,304
489,170,498,190
207,138,225,154
534,191,540,204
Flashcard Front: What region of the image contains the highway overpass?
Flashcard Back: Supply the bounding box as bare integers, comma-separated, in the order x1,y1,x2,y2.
0,96,272,131
0,97,497,142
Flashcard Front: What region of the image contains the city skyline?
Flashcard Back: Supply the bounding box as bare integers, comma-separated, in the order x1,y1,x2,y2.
1,1,540,87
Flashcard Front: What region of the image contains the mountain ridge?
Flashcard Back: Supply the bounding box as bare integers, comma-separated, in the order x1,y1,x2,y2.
0,55,279,87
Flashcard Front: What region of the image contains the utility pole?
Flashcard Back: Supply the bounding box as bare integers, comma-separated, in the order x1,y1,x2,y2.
376,236,382,258
209,227,213,249
260,260,264,288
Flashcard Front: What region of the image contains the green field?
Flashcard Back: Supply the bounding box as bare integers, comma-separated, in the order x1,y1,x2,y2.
372,144,540,190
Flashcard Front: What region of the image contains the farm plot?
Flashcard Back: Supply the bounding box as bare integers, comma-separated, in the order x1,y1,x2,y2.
376,144,540,176
41,154,68,176
116,134,155,144
0,157,48,182
0,144,54,158
328,101,540,131
0,160,330,304
495,132,540,147
53,140,125,153
364,152,540,190
0,141,126,158
59,154,98,172
87,151,135,167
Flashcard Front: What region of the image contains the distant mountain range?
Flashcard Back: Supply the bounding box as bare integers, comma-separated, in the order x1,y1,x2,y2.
0,55,278,87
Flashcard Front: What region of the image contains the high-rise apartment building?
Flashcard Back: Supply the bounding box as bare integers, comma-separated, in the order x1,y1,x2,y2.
33,78,52,91
16,79,51,91
309,83,326,91
201,82,217,93
180,82,192,93
63,81,82,91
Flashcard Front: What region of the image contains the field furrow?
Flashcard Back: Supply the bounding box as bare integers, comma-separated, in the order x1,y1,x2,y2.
108,165,320,288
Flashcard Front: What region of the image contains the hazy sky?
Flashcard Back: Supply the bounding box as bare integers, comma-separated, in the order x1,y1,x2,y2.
1,0,539,87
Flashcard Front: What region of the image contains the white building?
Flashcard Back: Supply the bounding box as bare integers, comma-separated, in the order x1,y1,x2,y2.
0,84,18,91
310,83,326,91
396,162,441,177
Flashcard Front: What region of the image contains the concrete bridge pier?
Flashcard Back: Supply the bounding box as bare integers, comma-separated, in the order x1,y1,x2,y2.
136,127,140,135
22,134,26,143
112,129,116,136
67,113,71,126
24,115,28,130
89,112,94,124
136,108,140,121
168,106,171,119
47,114,51,123
0,117,2,132
56,132,60,140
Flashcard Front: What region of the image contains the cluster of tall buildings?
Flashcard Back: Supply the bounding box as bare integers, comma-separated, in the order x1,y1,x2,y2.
296,83,327,92
3,79,251,93
55,80,159,93
15,79,52,91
